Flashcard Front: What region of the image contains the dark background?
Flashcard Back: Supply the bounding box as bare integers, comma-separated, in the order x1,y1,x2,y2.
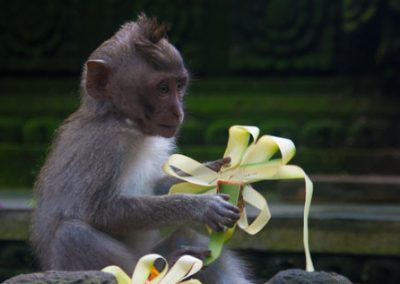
1,0,400,79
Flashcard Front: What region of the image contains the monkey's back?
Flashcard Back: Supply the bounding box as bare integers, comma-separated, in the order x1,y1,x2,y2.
31,110,129,268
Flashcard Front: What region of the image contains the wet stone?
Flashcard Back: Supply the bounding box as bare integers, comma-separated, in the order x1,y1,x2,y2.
267,269,352,284
3,270,117,284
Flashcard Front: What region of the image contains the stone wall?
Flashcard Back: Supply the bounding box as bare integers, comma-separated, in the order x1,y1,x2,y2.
0,0,399,85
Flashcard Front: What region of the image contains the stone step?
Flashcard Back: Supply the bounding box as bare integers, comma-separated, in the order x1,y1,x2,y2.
3,174,400,208
231,202,400,257
270,174,400,204
1,191,399,258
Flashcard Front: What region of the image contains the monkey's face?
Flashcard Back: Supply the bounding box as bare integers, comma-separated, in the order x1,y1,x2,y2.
140,70,188,138
111,63,188,138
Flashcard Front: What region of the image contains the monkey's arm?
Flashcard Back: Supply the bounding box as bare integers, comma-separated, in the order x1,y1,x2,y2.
89,193,239,234
68,123,239,234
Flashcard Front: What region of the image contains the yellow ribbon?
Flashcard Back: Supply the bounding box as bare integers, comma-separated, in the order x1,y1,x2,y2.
102,254,202,284
163,125,314,271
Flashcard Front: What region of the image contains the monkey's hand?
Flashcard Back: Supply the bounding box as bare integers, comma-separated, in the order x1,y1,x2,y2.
195,194,240,232
167,246,211,268
204,157,231,172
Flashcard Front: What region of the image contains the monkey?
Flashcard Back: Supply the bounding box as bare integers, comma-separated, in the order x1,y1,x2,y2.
31,14,252,284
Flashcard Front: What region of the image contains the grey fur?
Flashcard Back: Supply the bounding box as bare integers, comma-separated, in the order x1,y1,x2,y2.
31,14,252,284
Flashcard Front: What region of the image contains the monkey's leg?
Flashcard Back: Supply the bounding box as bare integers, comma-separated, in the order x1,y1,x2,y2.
152,228,254,284
50,219,137,273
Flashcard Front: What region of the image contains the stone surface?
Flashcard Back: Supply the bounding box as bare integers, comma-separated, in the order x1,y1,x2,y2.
1,190,400,282
267,269,352,284
3,270,117,284
230,204,400,256
3,269,353,284
278,175,400,203
2,192,400,256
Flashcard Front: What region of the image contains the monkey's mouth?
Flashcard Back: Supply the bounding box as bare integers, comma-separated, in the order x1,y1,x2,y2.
157,123,180,138
158,123,179,130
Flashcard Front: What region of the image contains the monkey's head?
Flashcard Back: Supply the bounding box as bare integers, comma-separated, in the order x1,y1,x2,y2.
83,13,188,138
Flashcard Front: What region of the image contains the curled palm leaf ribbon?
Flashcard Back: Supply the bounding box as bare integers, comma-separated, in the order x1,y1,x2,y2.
102,254,202,284
163,125,314,271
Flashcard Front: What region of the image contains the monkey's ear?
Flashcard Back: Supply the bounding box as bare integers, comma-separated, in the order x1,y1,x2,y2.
85,59,110,99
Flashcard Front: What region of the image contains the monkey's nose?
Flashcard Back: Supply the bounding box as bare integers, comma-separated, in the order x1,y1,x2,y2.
170,107,183,123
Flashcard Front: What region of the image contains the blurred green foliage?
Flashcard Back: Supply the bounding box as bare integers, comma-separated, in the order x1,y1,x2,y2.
347,119,396,148
22,118,62,145
301,120,345,148
0,77,399,188
0,0,399,188
0,119,24,144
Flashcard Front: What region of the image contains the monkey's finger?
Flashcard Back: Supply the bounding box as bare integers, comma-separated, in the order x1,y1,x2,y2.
221,201,241,214
217,194,241,213
169,246,209,267
218,215,239,228
179,246,212,259
214,213,237,228
189,248,212,259
226,216,241,228
217,193,230,201
209,220,225,232
205,157,231,171
215,157,231,167
215,208,240,221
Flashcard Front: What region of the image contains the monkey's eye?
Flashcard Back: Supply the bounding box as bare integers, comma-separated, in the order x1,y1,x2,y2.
176,80,186,93
158,82,170,96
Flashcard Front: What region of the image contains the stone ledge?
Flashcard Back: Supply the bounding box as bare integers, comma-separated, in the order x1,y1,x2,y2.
3,269,353,284
267,269,352,284
3,270,117,284
0,209,31,241
1,201,399,256
229,203,400,256
277,174,400,203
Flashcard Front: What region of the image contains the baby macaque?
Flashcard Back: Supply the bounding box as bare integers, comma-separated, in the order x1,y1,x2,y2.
32,14,252,283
